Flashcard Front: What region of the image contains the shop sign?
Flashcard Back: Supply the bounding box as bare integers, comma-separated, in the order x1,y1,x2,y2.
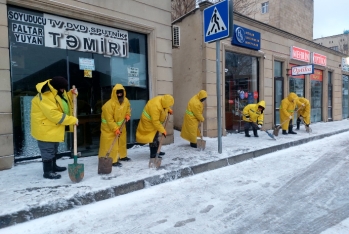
290,46,310,63
8,9,128,57
310,69,323,81
291,64,314,76
312,53,327,66
231,25,261,50
342,57,349,72
79,58,95,71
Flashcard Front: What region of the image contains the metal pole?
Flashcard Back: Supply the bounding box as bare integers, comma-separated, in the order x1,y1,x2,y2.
216,40,222,154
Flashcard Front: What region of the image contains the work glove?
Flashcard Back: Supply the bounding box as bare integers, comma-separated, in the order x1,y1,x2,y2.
299,116,304,121
71,88,78,95
168,109,173,115
75,119,79,126
162,131,167,138
125,115,130,122
115,129,121,136
245,115,250,121
257,124,262,129
301,103,305,107
289,115,293,119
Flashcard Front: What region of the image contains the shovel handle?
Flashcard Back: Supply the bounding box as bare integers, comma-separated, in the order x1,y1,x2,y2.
73,85,77,156
105,119,126,157
156,113,170,155
200,122,204,140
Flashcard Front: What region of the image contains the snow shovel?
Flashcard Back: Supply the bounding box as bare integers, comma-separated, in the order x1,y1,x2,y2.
149,113,170,169
273,119,290,137
68,85,84,183
98,119,126,174
197,123,206,150
251,122,276,140
299,117,312,133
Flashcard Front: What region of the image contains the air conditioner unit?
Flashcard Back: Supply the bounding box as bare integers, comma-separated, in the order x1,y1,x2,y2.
172,25,180,47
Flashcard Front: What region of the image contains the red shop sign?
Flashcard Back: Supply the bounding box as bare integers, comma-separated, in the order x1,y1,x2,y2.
290,46,310,63
253,91,258,99
310,69,323,81
312,52,327,66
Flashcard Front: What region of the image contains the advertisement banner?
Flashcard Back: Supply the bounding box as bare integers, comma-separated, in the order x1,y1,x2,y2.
231,24,261,50
290,46,310,63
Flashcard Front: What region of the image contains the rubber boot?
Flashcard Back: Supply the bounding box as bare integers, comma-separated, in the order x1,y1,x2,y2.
296,118,301,130
43,160,61,179
253,129,259,137
190,143,197,148
245,129,251,137
288,124,297,134
53,157,66,172
150,146,161,158
282,130,288,135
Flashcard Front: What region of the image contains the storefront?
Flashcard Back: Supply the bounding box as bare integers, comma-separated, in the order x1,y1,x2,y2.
0,0,173,170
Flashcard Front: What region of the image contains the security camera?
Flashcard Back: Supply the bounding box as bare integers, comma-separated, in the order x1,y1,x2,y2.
263,55,266,59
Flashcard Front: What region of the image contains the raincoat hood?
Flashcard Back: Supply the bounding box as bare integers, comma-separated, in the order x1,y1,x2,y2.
287,92,298,102
197,90,208,100
257,100,266,109
161,94,174,108
111,84,126,103
298,97,309,105
36,79,58,95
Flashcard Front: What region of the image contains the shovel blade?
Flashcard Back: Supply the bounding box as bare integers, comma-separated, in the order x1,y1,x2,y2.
273,126,280,136
98,157,113,174
197,139,206,150
265,130,276,140
68,155,84,183
148,158,162,169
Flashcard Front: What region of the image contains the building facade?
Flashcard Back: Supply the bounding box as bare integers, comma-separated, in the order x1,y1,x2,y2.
0,0,174,170
314,33,349,55
173,2,346,138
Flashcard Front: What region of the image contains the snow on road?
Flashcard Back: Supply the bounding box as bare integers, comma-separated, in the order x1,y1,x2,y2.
2,132,349,234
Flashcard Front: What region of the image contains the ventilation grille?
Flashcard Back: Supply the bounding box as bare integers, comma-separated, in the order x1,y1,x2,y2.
172,25,180,47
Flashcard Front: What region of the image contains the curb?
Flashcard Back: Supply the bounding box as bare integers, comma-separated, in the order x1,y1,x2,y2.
1,129,348,229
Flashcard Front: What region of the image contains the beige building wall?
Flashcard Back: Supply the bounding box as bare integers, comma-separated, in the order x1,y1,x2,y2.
173,5,343,138
314,34,349,55
252,0,313,41
0,0,173,170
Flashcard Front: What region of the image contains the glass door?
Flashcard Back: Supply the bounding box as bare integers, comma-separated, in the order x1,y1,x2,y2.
274,77,284,125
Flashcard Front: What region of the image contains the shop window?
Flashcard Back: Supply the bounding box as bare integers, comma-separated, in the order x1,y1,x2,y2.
310,70,323,123
8,6,149,159
225,51,259,132
289,64,305,97
274,61,283,125
261,2,269,14
343,75,349,119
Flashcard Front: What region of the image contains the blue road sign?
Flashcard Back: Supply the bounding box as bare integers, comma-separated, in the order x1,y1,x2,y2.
203,0,230,43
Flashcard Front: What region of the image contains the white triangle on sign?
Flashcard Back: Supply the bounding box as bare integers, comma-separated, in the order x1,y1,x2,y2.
206,7,227,36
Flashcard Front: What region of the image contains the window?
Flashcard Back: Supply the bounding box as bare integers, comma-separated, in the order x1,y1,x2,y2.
330,46,339,51
328,72,333,120
261,2,269,14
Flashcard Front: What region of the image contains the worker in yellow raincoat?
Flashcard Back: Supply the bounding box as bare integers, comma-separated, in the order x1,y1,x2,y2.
279,92,303,135
296,97,311,132
31,76,78,180
180,90,207,148
242,100,265,137
98,84,131,167
136,95,174,158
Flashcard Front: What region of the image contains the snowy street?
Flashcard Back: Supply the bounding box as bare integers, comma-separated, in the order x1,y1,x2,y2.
2,131,349,233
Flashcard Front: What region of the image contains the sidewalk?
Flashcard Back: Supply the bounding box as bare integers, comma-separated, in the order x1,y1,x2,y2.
1,120,348,229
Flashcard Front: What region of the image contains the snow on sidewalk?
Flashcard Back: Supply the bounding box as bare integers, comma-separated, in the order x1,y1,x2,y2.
0,120,348,223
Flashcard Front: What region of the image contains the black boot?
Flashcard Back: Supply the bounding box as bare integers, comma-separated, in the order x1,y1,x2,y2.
253,129,259,137
296,118,301,130
190,143,197,148
288,124,297,134
112,162,122,167
53,157,66,172
150,146,161,158
120,157,131,161
245,129,251,137
43,160,61,179
282,130,288,135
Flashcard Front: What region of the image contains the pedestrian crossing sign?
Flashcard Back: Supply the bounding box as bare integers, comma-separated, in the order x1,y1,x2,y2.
203,0,230,43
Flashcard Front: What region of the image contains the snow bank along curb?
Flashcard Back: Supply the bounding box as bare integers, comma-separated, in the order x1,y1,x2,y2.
1,128,348,229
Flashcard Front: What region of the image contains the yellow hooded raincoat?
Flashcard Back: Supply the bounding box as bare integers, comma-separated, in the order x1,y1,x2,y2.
31,79,77,142
242,100,266,125
180,90,207,143
280,92,302,130
136,95,174,144
297,97,311,125
98,84,131,163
